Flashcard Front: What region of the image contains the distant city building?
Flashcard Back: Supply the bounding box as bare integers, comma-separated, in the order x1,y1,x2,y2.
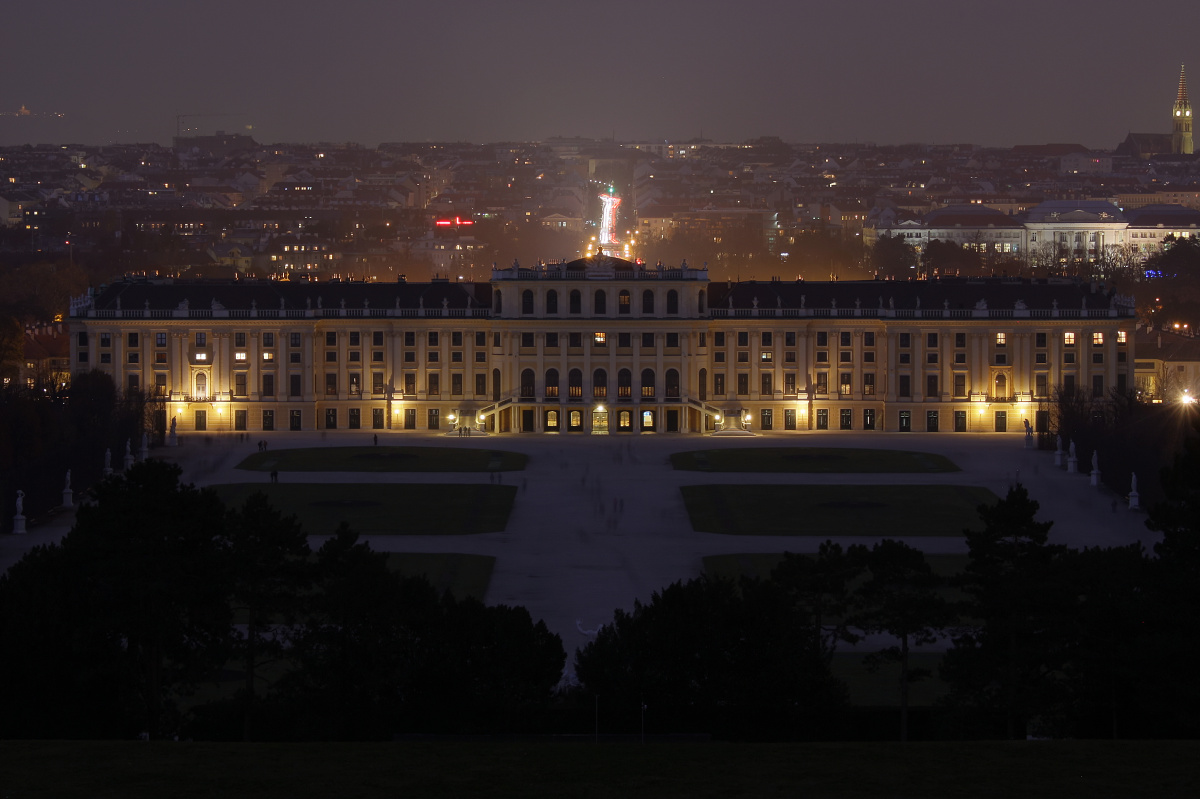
1173,65,1193,155
1116,65,1193,157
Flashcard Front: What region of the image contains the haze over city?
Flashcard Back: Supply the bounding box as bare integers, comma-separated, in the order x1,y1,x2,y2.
3,0,1197,148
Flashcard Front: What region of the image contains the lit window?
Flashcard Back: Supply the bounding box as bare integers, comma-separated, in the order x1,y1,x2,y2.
1093,332,1104,346
1117,331,1127,344
262,352,274,362
1064,332,1075,346
234,352,247,361
995,333,1006,347
195,353,208,361
594,332,606,345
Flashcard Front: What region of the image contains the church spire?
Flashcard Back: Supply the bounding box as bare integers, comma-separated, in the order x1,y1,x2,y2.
1173,64,1193,155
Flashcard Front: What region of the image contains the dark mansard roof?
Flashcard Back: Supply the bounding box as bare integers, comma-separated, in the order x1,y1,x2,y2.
706,278,1131,314
88,279,487,313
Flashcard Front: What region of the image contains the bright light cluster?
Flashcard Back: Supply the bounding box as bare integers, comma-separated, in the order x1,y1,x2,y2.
598,189,621,253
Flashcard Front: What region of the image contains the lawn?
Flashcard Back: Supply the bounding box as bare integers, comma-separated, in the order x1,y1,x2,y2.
703,553,971,583
831,651,950,708
237,446,527,472
212,483,515,535
681,484,997,536
384,552,494,601
2,740,1196,799
672,447,959,473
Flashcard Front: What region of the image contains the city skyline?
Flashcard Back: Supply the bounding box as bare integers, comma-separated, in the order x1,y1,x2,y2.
2,0,1197,149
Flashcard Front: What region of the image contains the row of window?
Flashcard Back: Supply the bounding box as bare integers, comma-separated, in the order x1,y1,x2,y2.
88,330,492,349
190,407,435,433
513,288,683,316
88,329,1130,354
519,368,679,399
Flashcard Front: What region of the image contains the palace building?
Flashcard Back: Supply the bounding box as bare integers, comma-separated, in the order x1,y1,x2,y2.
68,257,1136,437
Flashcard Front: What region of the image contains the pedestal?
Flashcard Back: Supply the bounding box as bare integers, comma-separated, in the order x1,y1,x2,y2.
12,514,26,535
1129,491,1140,511
1054,450,1064,467
103,467,113,477
168,433,178,447
1090,470,1100,487
62,489,73,509
123,454,134,471
1067,457,1078,474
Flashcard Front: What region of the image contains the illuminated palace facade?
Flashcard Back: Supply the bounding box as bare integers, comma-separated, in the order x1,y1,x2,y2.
69,257,1136,436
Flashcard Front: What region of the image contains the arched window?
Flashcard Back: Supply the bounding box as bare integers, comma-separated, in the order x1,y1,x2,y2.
492,368,501,402
618,290,631,315
698,368,708,401
493,290,503,314
641,368,656,398
569,290,581,314
546,410,559,430
618,410,632,430
521,289,534,315
667,289,679,315
642,289,655,314
520,368,535,398
195,372,207,398
545,368,559,398
995,373,1007,399
593,368,608,399
569,368,583,399
546,289,558,315
698,289,707,314
594,289,606,315
618,368,632,398
666,368,680,398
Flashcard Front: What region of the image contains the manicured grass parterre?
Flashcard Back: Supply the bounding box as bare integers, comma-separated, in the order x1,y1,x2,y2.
672,446,959,473
212,483,515,535
703,552,971,583
2,740,1197,799
237,445,527,472
384,553,495,601
681,484,997,536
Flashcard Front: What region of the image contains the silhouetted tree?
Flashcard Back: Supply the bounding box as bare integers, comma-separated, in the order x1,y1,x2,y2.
574,575,846,739
854,540,953,741
0,460,231,738
942,485,1068,739
870,233,917,279
772,542,868,668
224,492,311,741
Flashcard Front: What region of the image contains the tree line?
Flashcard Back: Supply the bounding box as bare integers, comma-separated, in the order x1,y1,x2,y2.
3,414,1200,741
0,461,566,741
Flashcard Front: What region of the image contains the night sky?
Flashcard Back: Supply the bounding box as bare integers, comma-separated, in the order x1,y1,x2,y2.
2,0,1196,148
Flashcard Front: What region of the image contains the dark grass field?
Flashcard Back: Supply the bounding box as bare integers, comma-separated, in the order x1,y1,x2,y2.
383,552,495,601
672,447,959,473
213,483,515,535
703,552,971,582
681,484,997,536
1,740,1195,799
237,446,528,472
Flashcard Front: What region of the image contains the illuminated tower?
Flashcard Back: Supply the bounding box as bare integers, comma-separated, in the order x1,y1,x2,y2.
597,186,622,257
1173,64,1193,155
